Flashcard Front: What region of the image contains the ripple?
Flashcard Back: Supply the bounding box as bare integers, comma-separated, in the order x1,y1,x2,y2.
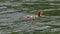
0,6,7,11
34,26,51,30
51,28,60,32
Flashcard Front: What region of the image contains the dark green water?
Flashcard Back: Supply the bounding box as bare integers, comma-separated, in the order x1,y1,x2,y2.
0,0,60,34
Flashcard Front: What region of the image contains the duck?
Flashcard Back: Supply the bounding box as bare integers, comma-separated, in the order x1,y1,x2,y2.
23,9,43,19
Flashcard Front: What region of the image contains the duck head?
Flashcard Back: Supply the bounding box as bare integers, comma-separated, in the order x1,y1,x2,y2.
37,9,43,17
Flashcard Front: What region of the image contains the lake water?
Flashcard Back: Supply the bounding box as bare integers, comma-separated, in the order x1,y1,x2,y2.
0,0,60,34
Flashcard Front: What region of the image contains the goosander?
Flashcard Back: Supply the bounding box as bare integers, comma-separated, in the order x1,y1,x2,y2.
23,9,43,19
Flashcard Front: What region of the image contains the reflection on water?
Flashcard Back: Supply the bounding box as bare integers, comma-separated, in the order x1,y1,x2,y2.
0,0,60,34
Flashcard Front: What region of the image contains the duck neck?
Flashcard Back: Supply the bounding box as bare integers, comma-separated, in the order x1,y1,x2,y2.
37,12,41,17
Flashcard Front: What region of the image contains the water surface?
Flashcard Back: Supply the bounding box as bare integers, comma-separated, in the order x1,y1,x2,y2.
0,0,60,34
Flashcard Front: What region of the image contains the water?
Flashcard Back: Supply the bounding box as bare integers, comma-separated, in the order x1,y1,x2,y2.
0,0,60,34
